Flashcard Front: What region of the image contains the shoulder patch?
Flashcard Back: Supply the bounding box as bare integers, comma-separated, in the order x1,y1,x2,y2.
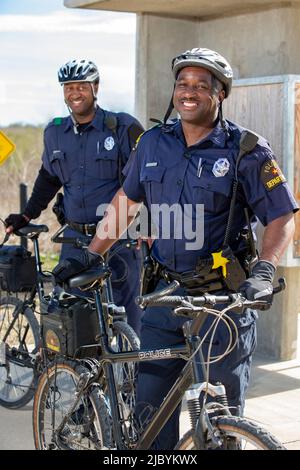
53,117,63,126
261,159,286,191
133,131,144,150
128,123,144,147
132,123,163,150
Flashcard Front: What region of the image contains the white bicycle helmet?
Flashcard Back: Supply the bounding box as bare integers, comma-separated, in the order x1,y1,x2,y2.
172,48,233,97
58,59,99,85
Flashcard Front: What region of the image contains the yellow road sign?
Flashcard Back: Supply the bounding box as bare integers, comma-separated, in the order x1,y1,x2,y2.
0,130,16,165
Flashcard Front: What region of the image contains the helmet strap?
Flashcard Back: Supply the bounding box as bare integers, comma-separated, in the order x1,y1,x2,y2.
65,102,79,134
91,82,98,108
163,84,176,125
218,101,230,138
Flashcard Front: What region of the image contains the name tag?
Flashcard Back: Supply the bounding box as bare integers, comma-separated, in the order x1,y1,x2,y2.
146,162,158,167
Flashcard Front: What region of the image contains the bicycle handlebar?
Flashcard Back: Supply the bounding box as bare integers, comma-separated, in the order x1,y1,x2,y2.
136,278,286,313
51,224,138,249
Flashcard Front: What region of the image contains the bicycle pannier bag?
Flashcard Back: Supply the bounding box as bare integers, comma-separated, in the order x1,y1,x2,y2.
0,245,37,292
40,296,100,358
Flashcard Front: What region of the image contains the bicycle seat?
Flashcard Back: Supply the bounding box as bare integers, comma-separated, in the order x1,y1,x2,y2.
16,224,49,236
67,266,111,289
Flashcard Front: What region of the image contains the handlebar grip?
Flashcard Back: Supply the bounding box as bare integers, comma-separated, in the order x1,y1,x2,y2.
142,295,186,308
136,280,180,308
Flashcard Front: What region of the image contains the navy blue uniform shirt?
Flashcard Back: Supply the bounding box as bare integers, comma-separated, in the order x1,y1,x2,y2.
42,106,143,223
123,119,298,273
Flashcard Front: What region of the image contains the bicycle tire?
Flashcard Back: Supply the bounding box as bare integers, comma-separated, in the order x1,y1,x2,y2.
175,415,286,450
0,295,40,408
33,359,112,450
110,321,140,413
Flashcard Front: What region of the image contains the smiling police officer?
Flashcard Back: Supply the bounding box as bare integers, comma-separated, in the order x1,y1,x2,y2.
51,49,298,449
5,59,144,336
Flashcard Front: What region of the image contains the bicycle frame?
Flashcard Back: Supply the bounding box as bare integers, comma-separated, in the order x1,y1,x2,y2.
74,285,214,450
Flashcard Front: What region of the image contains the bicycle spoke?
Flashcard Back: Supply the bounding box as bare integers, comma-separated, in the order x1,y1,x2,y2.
0,297,39,407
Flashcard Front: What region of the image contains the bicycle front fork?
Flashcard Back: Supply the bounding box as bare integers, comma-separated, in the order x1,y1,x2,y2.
185,382,231,448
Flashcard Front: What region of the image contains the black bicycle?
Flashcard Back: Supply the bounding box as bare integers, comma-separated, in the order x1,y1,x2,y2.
32,263,286,450
0,223,139,410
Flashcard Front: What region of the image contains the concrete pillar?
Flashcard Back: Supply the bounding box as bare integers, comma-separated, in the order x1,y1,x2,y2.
256,266,300,360
135,14,197,127
197,5,300,79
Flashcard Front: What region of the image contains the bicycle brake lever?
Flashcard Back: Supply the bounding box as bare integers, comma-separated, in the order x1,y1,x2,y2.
273,277,286,294
173,305,196,317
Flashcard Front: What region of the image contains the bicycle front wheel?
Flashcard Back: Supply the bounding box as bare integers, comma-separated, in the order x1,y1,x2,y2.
176,416,286,450
33,359,112,450
0,296,40,408
110,321,140,413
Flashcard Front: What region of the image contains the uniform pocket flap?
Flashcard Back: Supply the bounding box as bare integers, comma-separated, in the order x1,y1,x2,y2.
192,174,232,197
95,144,118,162
141,165,166,183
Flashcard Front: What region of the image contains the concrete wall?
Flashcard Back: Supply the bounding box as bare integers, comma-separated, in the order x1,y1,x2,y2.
257,267,300,360
196,6,300,79
135,14,197,126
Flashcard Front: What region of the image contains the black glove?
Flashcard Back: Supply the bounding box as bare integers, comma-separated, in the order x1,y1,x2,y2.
239,260,276,303
5,213,30,232
53,249,104,283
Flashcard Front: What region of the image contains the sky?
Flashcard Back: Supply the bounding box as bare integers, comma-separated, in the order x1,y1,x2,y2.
0,0,136,126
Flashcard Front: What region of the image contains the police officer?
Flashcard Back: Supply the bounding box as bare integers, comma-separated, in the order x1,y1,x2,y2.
5,59,144,336
52,49,298,449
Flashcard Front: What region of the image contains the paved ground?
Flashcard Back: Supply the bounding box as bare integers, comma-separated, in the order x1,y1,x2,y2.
0,402,34,450
244,356,300,449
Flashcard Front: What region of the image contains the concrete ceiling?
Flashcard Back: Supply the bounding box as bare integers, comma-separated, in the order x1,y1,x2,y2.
64,0,297,19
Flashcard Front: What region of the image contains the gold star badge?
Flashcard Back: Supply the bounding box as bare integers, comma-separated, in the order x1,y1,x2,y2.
212,250,229,278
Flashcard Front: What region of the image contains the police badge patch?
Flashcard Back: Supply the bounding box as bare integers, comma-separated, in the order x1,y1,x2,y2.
261,159,286,191
104,136,115,151
212,158,230,177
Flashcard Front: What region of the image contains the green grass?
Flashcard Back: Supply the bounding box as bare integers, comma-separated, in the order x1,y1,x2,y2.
40,252,60,272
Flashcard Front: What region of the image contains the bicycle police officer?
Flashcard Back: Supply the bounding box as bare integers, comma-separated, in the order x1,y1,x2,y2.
52,49,298,449
5,59,144,336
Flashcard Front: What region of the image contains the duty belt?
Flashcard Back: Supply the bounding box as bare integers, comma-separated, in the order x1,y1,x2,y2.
160,246,249,294
67,221,97,236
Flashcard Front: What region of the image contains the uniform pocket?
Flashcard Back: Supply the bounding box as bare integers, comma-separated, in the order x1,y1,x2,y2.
192,173,232,213
95,146,119,180
140,165,166,204
49,150,67,183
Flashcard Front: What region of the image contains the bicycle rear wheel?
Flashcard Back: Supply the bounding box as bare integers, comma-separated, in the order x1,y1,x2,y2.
0,296,39,408
176,416,286,450
33,359,112,450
